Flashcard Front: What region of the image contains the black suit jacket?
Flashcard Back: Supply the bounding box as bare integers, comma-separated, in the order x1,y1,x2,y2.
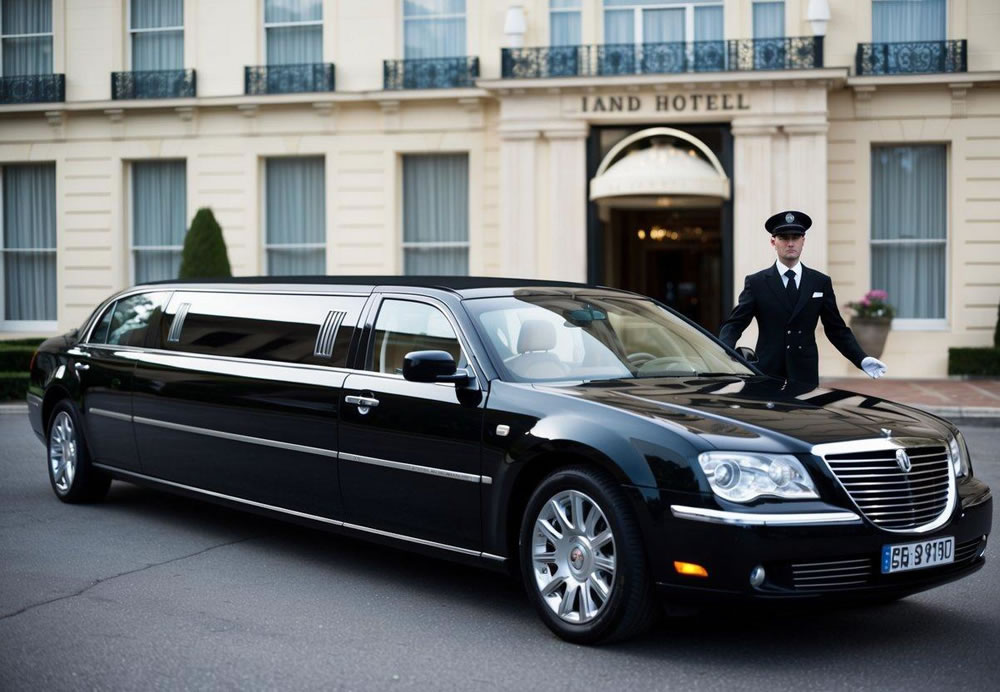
719,264,867,386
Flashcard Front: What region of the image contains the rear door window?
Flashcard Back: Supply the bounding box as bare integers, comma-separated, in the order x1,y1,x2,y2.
90,292,170,347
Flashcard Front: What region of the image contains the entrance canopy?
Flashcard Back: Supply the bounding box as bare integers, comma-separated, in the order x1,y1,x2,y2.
589,127,730,211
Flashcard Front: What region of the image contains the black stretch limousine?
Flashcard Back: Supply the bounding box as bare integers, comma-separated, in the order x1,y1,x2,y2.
28,277,992,643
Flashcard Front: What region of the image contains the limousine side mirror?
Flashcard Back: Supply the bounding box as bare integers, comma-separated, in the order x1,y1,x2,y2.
403,350,472,386
735,346,758,363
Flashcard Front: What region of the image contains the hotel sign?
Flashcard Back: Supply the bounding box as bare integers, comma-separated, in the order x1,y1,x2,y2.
575,92,750,116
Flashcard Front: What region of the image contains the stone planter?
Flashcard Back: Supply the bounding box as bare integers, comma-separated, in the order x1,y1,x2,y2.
850,317,892,359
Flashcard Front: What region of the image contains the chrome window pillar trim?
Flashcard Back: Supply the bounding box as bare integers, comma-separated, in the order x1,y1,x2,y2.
670,505,863,526
339,451,490,484
91,465,504,562
88,407,133,423
132,415,339,459
811,436,957,535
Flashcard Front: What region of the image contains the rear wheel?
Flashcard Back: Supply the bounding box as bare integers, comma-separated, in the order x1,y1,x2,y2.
47,401,110,503
519,466,657,644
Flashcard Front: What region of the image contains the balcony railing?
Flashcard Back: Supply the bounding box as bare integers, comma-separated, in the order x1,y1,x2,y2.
245,63,335,95
0,73,65,104
855,40,967,75
383,57,479,89
111,69,196,100
502,36,823,79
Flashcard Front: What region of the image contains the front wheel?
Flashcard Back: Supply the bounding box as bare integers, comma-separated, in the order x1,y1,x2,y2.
47,401,111,503
519,466,657,644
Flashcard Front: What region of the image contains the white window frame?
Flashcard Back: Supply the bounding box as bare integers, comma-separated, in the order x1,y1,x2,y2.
0,0,53,77
604,1,723,44
0,164,58,331
128,159,186,286
550,0,582,46
263,0,323,65
261,156,326,276
869,143,950,331
126,0,184,71
402,0,467,59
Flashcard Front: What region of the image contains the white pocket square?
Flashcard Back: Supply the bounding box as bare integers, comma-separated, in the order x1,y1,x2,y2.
812,291,824,298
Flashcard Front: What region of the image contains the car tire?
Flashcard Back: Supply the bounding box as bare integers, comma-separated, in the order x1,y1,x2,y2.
46,401,111,504
519,466,657,644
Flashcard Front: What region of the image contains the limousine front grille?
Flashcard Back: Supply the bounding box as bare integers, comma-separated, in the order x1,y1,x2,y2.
821,444,952,531
314,310,346,358
791,557,873,590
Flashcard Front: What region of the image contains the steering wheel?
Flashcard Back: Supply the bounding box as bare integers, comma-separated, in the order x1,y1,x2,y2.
626,352,657,367
637,357,694,376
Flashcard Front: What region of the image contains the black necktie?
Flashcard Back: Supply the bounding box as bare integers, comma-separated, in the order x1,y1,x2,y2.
784,269,799,307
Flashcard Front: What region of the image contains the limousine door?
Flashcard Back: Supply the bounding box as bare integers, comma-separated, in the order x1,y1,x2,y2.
338,297,485,551
131,291,364,519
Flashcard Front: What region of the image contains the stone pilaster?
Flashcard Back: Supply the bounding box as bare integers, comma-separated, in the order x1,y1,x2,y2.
544,124,589,283
499,128,540,277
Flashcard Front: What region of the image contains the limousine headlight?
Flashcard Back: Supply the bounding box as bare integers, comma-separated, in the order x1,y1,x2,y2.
949,430,970,478
697,452,819,503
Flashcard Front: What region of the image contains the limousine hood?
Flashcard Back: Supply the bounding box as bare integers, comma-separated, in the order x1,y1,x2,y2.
532,376,952,451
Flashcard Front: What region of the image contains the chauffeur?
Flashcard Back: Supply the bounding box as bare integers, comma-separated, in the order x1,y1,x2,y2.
719,210,888,386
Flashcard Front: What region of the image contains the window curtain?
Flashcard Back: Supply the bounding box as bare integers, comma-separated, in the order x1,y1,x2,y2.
130,0,183,71
642,9,684,43
873,0,945,43
265,0,322,64
603,9,632,43
1,0,52,75
752,1,784,39
550,0,581,46
2,163,55,321
694,5,723,41
266,157,325,276
870,145,947,319
404,0,465,59
133,161,186,284
403,154,468,276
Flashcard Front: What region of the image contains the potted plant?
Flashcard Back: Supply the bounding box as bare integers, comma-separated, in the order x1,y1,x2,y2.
846,289,895,359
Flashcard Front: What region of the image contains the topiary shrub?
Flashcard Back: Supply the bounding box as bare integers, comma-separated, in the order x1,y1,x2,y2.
948,347,1000,376
0,345,35,371
0,372,29,400
178,207,232,279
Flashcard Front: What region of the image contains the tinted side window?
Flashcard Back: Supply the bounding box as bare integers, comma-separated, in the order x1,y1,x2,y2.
89,301,117,344
369,299,466,375
161,292,363,367
104,292,170,347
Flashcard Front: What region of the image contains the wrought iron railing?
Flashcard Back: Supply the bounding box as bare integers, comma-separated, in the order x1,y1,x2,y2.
111,69,196,99
244,63,335,95
383,57,479,89
501,36,823,78
855,40,966,75
0,73,65,104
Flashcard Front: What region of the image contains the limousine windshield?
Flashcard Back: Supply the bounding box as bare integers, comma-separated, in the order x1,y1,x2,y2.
466,295,754,382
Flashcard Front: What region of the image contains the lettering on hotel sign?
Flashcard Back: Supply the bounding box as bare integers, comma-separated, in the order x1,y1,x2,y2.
579,92,750,114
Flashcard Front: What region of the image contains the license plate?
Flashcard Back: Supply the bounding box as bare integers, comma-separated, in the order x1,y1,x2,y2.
881,536,954,574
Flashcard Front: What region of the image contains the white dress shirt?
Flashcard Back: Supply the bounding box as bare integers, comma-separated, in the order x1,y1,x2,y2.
776,261,802,289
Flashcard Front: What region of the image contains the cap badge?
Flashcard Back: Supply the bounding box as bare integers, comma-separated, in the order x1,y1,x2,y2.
785,212,795,224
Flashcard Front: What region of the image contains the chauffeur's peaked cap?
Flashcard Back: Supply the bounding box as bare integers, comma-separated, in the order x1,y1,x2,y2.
765,210,812,236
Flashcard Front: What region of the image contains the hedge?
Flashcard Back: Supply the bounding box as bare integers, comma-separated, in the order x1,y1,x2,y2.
0,345,36,371
0,371,29,401
948,347,1000,376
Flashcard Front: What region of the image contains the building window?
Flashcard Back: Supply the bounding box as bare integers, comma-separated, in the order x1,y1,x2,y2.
753,1,784,39
1,0,52,75
872,0,945,43
603,0,723,44
265,157,325,276
1,163,56,326
132,160,186,284
265,0,322,65
551,0,581,46
403,154,468,276
871,145,947,321
404,0,466,58
129,0,183,71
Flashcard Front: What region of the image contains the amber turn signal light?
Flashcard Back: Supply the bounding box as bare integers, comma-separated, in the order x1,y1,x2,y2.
673,561,709,578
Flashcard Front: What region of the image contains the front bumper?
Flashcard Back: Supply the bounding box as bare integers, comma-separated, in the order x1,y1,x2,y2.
626,483,992,603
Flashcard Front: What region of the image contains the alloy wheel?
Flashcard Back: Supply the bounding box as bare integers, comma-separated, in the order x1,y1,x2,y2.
49,411,78,494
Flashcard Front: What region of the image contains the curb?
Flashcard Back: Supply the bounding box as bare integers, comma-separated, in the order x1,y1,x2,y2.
0,403,28,415
913,405,1000,421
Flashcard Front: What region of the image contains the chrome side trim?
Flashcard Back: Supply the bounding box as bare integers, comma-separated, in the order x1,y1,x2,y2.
167,302,191,342
132,415,339,459
88,407,133,423
339,451,488,484
670,505,863,526
91,465,503,562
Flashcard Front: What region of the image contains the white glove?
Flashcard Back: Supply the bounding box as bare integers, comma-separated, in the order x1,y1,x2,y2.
861,356,887,379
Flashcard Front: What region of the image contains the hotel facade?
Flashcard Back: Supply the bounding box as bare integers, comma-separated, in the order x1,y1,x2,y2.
1,0,998,378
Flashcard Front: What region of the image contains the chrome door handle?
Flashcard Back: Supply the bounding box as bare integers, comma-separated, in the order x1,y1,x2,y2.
73,362,90,371
345,395,379,415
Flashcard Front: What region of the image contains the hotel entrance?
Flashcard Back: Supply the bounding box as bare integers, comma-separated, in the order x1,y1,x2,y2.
588,125,733,335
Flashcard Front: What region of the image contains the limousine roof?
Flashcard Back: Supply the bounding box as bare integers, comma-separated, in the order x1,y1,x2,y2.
141,275,628,299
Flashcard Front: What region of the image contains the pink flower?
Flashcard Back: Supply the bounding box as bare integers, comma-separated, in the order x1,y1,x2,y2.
861,298,870,306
